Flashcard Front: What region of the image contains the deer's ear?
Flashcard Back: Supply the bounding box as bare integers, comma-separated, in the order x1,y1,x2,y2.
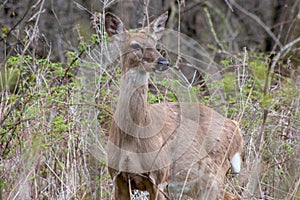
149,11,168,40
105,13,126,37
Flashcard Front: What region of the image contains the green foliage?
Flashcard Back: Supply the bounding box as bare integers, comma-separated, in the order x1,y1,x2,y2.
249,58,268,87
1,26,8,39
0,51,107,198
148,78,178,104
0,66,20,92
90,33,101,44
213,52,299,199
0,54,79,154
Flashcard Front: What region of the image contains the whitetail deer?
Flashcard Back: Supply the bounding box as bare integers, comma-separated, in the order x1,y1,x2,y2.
106,12,243,200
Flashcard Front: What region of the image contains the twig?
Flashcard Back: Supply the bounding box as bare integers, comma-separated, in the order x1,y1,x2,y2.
0,0,36,66
267,35,300,102
203,6,225,52
256,54,272,154
229,0,283,50
59,49,85,85
175,0,185,70
269,36,300,74
21,0,45,57
224,0,233,12
257,35,300,154
0,0,35,43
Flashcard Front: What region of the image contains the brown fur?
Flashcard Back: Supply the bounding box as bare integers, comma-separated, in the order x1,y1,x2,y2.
106,12,243,200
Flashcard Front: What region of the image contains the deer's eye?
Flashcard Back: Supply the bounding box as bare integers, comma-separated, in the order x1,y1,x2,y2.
131,43,142,51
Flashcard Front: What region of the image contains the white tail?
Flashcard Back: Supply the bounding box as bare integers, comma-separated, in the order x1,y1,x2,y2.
106,12,243,200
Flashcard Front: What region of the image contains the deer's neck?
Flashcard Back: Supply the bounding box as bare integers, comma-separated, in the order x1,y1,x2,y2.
115,69,151,128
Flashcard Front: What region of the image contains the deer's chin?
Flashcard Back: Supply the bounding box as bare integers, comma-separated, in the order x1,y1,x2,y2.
140,62,169,73
152,68,169,74
151,64,169,73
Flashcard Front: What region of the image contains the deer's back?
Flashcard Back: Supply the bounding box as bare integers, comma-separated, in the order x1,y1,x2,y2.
152,102,243,180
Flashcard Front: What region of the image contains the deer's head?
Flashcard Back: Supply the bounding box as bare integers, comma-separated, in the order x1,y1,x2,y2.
105,12,169,74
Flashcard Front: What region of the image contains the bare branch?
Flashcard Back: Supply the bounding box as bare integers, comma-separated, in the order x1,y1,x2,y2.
269,36,300,85
203,6,225,52
229,0,283,50
224,0,233,12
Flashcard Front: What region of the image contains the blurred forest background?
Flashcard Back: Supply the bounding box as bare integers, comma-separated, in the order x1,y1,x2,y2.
0,0,299,199
1,0,300,61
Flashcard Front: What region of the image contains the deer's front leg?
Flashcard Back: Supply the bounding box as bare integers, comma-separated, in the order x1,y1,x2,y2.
115,176,130,200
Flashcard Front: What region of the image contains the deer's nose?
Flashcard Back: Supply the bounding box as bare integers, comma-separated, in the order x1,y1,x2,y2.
156,57,169,71
158,58,169,66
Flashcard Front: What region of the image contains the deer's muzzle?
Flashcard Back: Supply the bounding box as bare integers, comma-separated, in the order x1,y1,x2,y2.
155,57,169,71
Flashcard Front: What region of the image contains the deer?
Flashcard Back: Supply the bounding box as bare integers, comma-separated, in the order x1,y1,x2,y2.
105,11,243,200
